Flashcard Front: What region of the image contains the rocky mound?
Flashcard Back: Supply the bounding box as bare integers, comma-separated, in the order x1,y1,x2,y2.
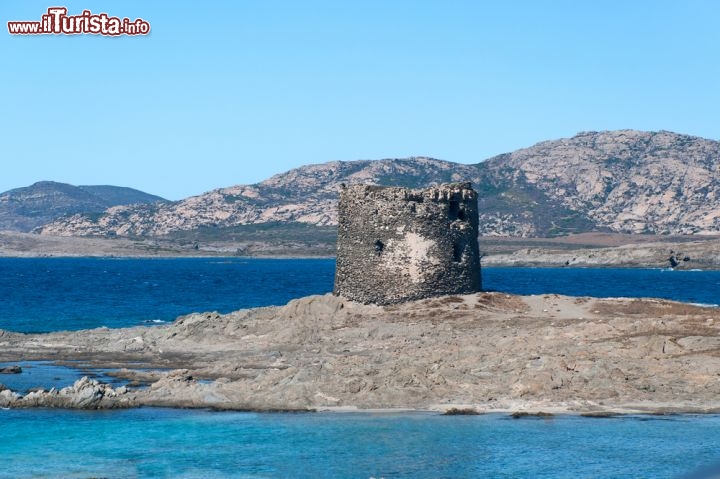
1,293,719,414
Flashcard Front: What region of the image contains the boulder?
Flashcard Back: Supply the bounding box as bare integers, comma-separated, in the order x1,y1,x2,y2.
0,365,22,374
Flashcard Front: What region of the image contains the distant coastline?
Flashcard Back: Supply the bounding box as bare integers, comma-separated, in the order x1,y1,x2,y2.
2,231,719,270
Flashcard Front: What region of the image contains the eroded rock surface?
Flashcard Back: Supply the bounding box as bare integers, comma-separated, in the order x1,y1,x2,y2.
0,293,718,414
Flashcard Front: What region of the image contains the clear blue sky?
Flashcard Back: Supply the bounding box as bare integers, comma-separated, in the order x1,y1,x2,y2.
2,1,718,200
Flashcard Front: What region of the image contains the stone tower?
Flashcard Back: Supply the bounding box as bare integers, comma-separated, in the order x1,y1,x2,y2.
334,182,481,305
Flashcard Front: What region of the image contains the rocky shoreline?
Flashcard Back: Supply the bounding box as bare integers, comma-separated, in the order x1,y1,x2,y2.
481,237,720,270
2,292,719,415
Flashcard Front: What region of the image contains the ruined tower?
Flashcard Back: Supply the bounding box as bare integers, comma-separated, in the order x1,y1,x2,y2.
333,182,482,305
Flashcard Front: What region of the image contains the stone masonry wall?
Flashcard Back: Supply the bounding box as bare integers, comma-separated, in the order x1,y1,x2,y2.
334,182,481,304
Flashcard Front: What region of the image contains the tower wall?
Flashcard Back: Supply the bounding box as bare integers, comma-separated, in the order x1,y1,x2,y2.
333,182,481,304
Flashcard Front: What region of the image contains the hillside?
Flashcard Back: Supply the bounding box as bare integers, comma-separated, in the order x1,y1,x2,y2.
0,181,166,232
482,130,720,235
77,185,166,207
35,130,720,238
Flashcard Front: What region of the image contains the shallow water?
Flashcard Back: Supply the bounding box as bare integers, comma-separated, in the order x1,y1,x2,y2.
1,409,719,479
0,361,128,393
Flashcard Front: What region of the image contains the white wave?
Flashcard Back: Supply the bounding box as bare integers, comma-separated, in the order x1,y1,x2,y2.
689,303,719,308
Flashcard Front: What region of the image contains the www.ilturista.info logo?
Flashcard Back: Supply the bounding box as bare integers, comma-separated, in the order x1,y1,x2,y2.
8,7,150,36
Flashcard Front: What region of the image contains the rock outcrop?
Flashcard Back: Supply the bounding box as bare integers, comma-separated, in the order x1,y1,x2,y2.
0,365,22,374
1,293,720,414
0,376,132,409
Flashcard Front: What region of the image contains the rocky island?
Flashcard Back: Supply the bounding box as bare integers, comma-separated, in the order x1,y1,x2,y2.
1,292,719,415
2,183,718,416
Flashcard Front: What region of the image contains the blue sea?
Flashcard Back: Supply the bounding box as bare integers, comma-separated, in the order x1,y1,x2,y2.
2,258,720,478
1,257,718,333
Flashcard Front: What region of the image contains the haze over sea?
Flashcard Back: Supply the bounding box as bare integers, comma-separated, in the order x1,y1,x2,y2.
2,258,720,478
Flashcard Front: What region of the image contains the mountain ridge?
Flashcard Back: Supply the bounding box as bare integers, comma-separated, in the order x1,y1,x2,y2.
0,181,167,232
30,129,720,237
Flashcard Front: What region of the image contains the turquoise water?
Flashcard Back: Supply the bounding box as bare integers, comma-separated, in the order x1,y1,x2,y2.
2,409,720,479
